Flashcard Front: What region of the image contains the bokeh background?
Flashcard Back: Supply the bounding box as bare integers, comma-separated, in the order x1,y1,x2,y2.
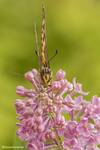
0,0,100,149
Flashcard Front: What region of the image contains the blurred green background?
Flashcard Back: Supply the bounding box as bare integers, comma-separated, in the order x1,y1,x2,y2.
0,0,100,149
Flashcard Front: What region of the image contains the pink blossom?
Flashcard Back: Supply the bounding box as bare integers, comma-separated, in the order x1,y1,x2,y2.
15,69,100,150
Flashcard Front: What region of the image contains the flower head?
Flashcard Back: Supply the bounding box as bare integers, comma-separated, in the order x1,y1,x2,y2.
15,69,100,150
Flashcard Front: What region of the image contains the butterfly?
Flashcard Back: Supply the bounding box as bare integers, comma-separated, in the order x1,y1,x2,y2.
34,4,52,87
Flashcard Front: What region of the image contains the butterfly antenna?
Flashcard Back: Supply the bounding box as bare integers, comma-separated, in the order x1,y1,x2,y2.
49,49,58,62
34,23,39,56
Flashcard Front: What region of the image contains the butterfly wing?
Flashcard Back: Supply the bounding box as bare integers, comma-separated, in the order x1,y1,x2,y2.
39,5,52,87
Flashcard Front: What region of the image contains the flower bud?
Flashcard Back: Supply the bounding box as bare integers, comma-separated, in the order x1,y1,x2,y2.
56,69,66,80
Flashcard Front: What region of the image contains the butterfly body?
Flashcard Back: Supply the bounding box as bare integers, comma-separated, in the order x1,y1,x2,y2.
35,5,52,87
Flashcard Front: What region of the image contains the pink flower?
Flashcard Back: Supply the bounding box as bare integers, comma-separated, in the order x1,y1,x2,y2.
56,69,66,80
15,69,100,150
72,78,89,96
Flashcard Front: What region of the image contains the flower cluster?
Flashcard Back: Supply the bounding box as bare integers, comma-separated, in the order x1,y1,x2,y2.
15,69,100,150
